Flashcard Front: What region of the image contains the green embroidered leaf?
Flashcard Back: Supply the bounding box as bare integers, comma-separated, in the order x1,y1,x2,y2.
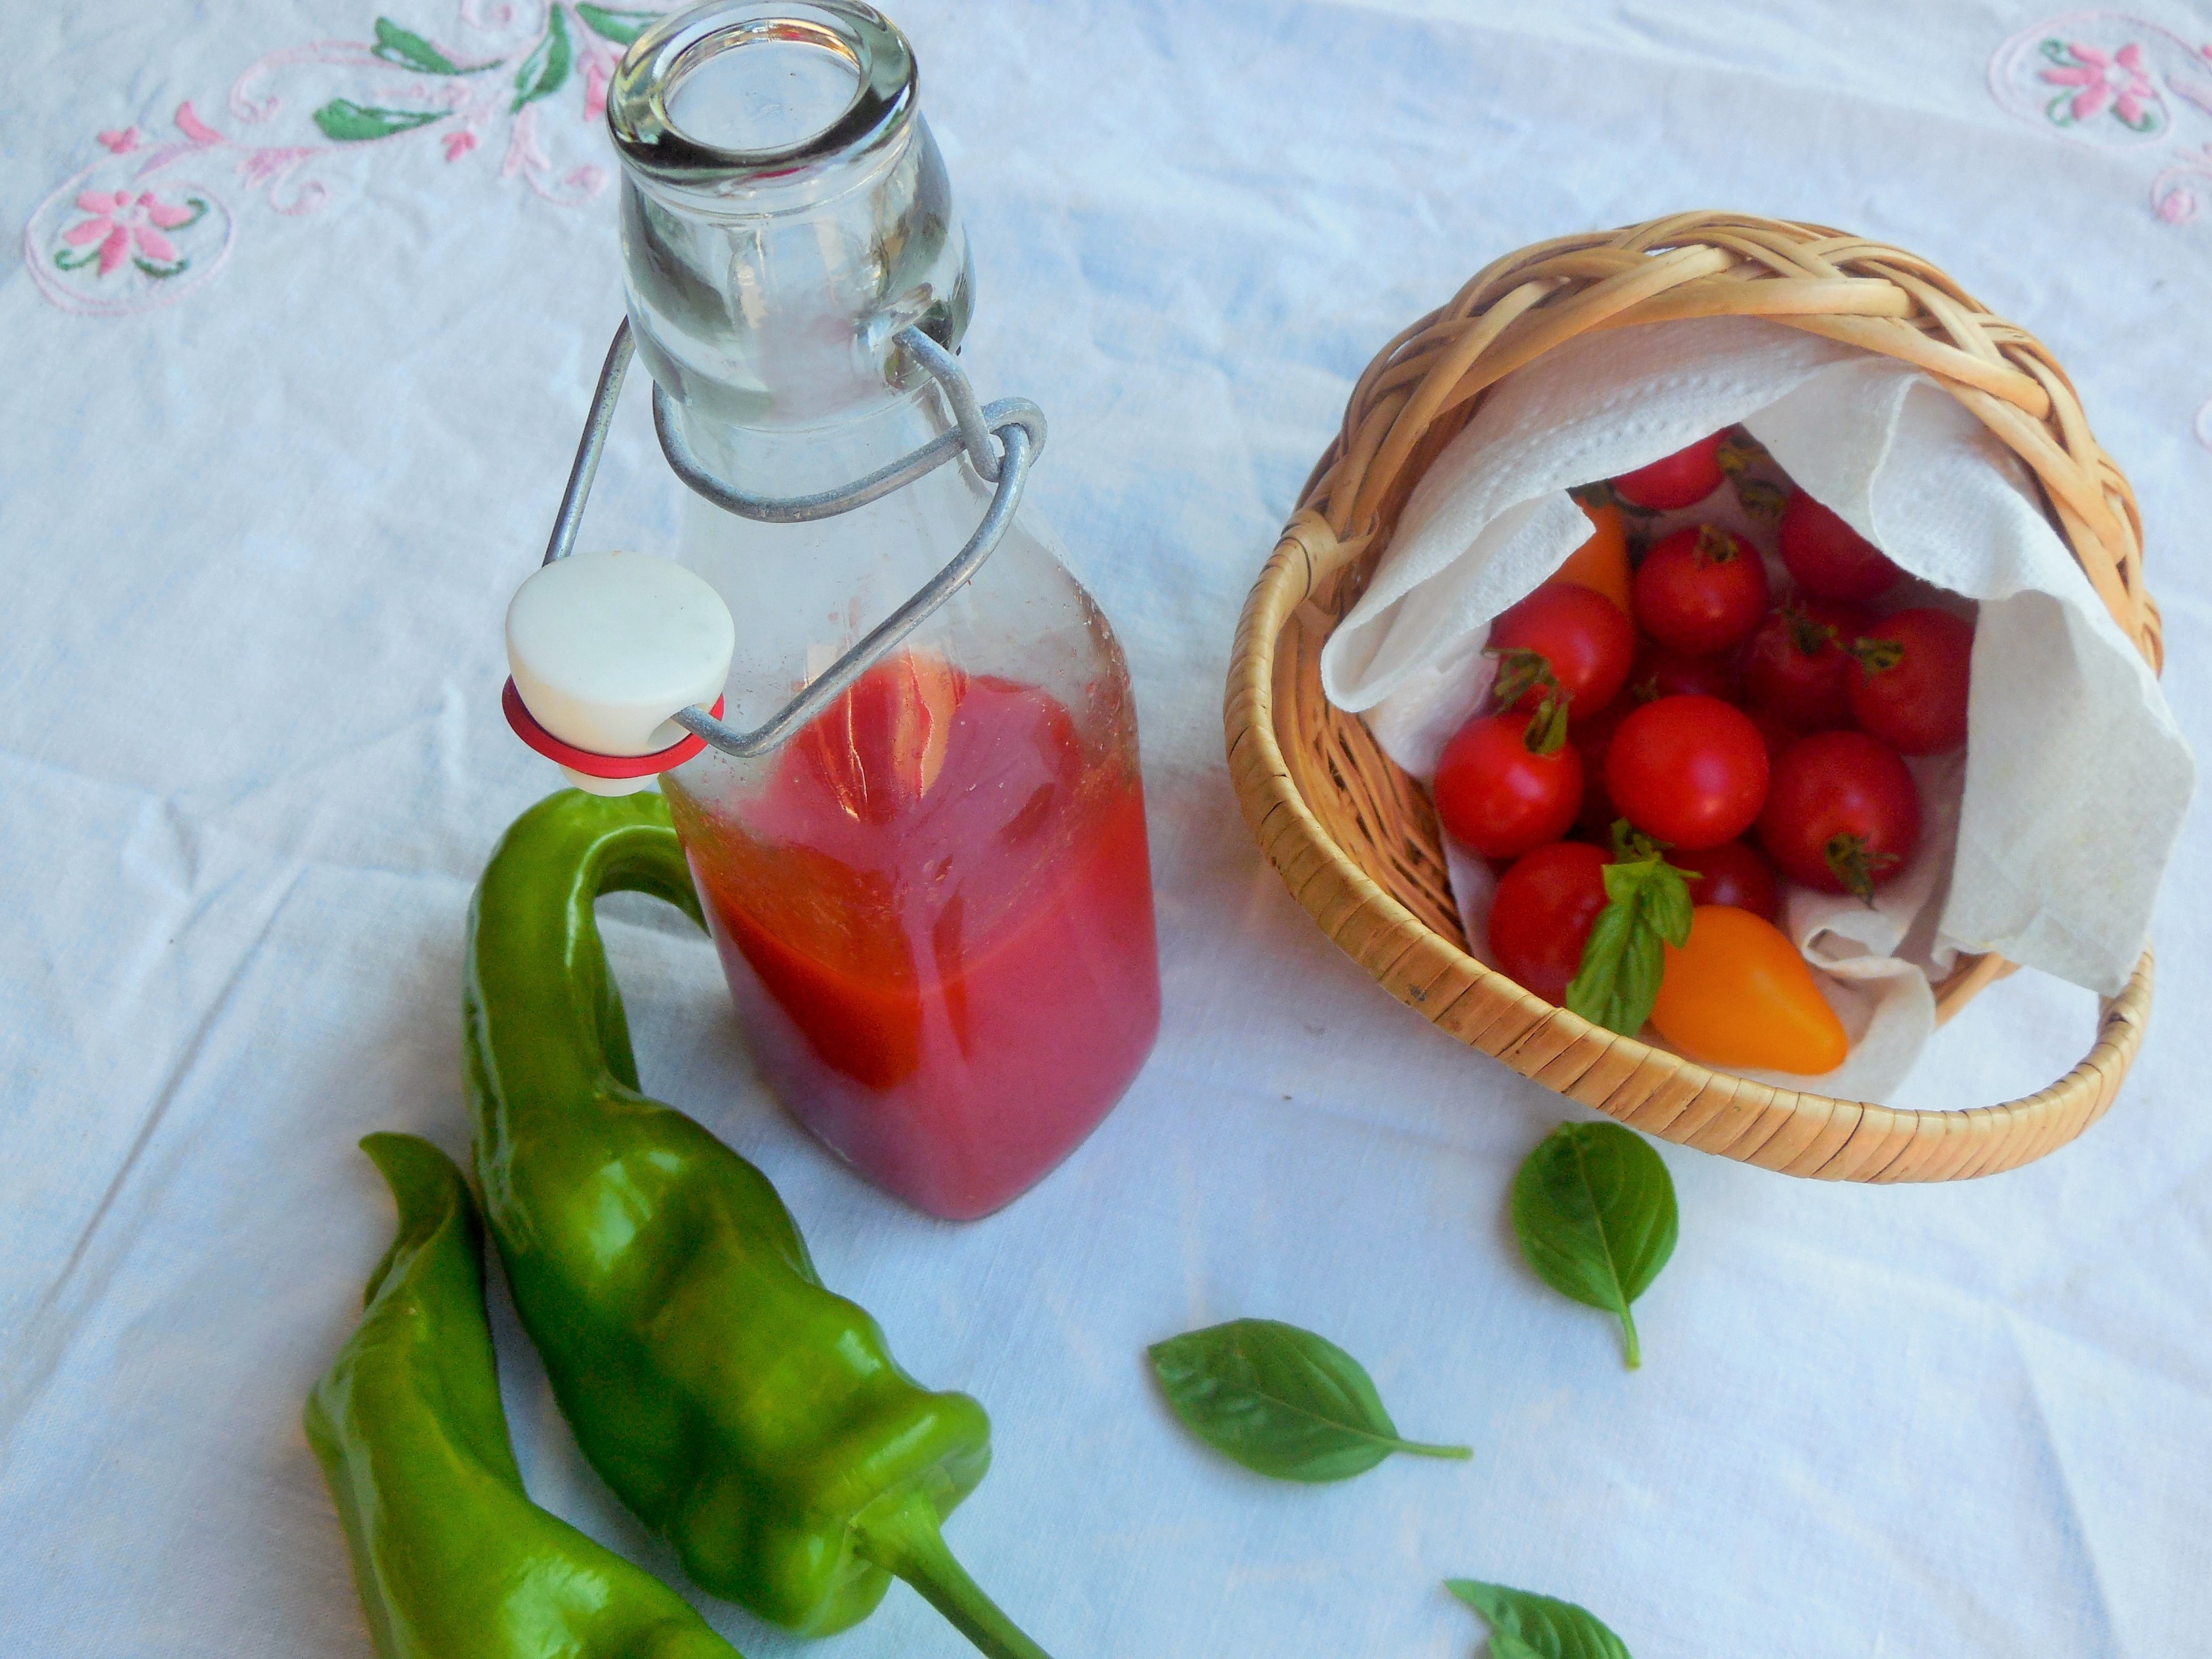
2039,39,2073,66
576,3,661,45
1147,1318,1471,1482
1448,1579,1632,1659
54,245,102,271
372,17,473,74
312,99,449,141
133,255,190,279
512,6,574,111
1511,1123,1677,1370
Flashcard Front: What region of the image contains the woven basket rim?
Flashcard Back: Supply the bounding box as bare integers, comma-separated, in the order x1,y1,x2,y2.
1224,213,2156,1183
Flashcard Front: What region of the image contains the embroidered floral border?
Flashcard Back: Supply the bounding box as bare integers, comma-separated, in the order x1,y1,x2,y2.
23,2,667,318
1989,10,2212,224
1991,12,2212,448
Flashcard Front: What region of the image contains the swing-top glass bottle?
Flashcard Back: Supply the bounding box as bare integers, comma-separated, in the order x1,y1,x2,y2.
603,0,1160,1219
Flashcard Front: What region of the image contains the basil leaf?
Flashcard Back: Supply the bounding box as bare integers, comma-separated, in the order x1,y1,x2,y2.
1563,848,1692,1036
1648,867,1693,949
512,5,574,112
1448,1578,1632,1659
372,17,473,74
1614,926,1664,1025
1511,1123,1677,1369
1565,903,1641,1034
576,3,661,44
312,100,449,141
1147,1318,1471,1482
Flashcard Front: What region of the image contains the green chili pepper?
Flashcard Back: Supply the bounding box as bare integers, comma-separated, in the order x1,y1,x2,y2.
305,1132,743,1659
463,790,1053,1659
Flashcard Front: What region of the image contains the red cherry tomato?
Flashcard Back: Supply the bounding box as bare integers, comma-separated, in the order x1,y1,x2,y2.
1628,637,1740,705
1611,431,1727,510
1665,838,1780,922
1633,525,1771,655
1488,583,1636,720
1777,491,1902,604
1846,606,1973,756
1434,711,1584,859
1489,841,1611,1005
1740,597,1867,731
1572,699,1629,838
1758,730,1922,899
1605,695,1770,851
1746,703,1799,769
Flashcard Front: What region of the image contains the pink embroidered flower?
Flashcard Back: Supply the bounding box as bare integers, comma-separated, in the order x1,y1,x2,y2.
2043,41,2160,127
444,127,480,162
96,127,142,155
62,189,196,276
2156,184,2200,225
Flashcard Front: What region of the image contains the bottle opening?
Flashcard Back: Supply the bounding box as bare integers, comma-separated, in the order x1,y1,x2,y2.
608,0,916,187
666,19,862,155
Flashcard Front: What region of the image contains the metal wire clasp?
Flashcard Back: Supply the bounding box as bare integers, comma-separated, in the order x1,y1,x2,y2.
535,319,1046,764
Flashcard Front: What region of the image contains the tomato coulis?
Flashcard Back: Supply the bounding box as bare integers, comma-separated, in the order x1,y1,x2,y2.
672,655,1160,1220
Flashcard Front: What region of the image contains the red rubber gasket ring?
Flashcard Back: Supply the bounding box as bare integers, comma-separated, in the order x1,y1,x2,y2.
502,679,725,778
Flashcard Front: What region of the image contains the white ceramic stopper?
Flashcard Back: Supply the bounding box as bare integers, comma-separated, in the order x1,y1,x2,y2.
506,550,735,797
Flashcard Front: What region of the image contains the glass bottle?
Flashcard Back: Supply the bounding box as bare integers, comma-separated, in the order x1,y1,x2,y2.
606,0,1160,1220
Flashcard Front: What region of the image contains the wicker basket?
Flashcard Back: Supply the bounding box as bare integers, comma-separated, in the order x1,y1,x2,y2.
1225,213,2159,1183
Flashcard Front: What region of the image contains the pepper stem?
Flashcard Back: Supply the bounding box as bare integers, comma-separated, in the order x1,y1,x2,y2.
853,1489,1055,1659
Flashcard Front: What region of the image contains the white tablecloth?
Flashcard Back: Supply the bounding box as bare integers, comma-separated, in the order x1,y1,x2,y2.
4,3,2209,1656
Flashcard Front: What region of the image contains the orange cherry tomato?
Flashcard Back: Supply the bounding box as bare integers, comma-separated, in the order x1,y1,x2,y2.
1649,905,1849,1075
1546,501,1633,616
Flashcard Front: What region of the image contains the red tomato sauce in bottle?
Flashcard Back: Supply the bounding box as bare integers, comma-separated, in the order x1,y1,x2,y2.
670,653,1160,1219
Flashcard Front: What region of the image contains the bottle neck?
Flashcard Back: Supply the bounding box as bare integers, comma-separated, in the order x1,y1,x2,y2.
610,5,972,454
678,374,957,499
607,2,1021,734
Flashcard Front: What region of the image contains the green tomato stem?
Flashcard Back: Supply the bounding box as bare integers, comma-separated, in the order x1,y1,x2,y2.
853,1489,1054,1659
